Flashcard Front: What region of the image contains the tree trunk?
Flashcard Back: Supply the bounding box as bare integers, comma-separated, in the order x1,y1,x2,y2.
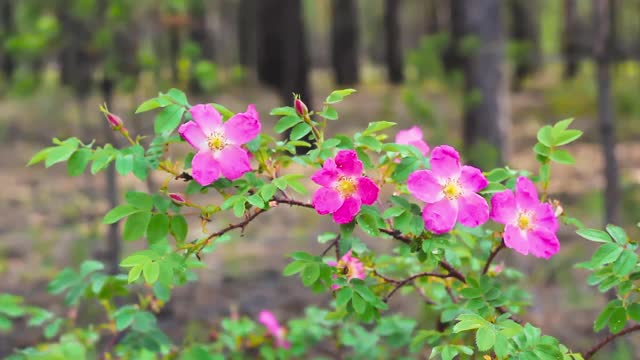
443,0,466,74
331,0,359,85
0,0,16,81
237,0,257,69
462,0,510,167
593,0,620,226
563,0,580,79
188,0,213,93
384,0,404,84
510,0,541,91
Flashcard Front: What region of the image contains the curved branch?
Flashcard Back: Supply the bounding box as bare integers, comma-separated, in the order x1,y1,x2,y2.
382,271,453,302
584,325,640,359
482,241,505,275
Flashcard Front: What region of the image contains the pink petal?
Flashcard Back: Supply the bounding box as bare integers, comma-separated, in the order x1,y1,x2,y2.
528,228,560,259
223,105,261,145
217,145,251,180
503,225,529,256
396,126,423,144
312,188,344,215
311,159,339,187
189,104,222,135
490,190,517,225
457,193,489,227
409,140,430,156
178,121,208,151
422,199,458,234
459,165,488,192
407,170,444,203
533,203,559,233
429,145,461,180
191,150,220,186
515,176,540,210
357,177,379,205
335,149,363,176
332,197,362,224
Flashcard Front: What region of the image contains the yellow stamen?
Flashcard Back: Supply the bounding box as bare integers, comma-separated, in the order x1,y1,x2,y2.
517,212,533,231
442,180,463,200
336,177,357,197
208,133,227,151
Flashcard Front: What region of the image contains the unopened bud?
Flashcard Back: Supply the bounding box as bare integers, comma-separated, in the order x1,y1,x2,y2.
100,104,124,130
169,193,186,205
294,97,308,117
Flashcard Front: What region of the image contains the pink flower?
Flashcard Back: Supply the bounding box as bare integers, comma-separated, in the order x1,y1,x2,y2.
328,250,366,290
311,150,379,224
490,177,560,259
258,310,290,349
178,104,261,186
407,145,489,234
395,126,430,156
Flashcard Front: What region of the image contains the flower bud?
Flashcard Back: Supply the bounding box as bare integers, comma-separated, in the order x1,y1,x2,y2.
107,113,123,128
294,98,308,117
169,193,186,205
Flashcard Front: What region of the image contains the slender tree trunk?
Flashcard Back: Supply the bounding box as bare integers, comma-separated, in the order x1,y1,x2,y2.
237,0,257,69
462,0,510,167
444,0,465,74
593,0,620,226
384,0,404,84
331,0,359,85
564,0,580,79
0,0,16,81
169,25,180,84
510,0,541,91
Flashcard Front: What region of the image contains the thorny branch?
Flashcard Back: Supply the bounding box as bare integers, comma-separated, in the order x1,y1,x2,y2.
583,325,640,359
482,240,505,275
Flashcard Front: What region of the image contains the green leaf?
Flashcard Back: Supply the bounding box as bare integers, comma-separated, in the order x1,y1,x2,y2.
44,318,63,339
453,314,487,332
269,106,297,116
165,88,189,107
136,98,164,113
282,261,306,276
325,88,356,104
606,224,628,245
301,264,320,286
45,145,77,168
357,213,380,236
319,106,338,120
336,287,353,308
90,148,115,174
260,184,277,202
103,204,140,224
553,118,574,132
383,207,405,219
67,149,92,176
609,307,628,334
475,327,496,351
147,214,170,245
154,105,185,135
120,254,150,267
613,250,638,276
80,260,104,277
536,125,553,147
351,292,366,314
362,121,396,136
549,149,575,164
577,228,612,243
554,129,582,146
115,154,134,176
125,191,154,211
143,261,160,284
290,122,312,141
591,243,624,267
27,147,53,166
246,194,265,209
485,168,510,183
123,211,152,241
128,265,143,283
627,303,640,322
533,143,550,157
170,215,188,243
274,115,302,133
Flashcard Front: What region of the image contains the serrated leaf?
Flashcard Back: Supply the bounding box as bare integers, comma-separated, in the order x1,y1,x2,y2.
103,205,140,224
301,264,320,286
123,211,152,241
45,145,77,168
125,191,154,211
170,215,188,243
628,303,640,322
336,287,352,307
290,122,312,140
537,125,553,147
274,115,302,133
136,98,164,113
325,89,356,104
351,292,366,314
128,265,143,283
362,121,396,136
147,214,170,245
577,228,612,243
591,243,624,267
319,106,338,120
154,105,185,135
475,327,496,351
282,261,306,276
143,261,160,284
608,307,627,334
549,149,575,164
115,154,134,175
554,129,582,146
613,250,637,276
67,149,92,176
606,224,628,245
27,147,53,166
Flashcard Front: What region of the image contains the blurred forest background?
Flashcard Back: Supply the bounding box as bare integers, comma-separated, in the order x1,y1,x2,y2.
1,0,640,357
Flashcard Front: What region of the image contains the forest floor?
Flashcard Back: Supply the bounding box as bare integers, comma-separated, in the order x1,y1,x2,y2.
1,72,640,357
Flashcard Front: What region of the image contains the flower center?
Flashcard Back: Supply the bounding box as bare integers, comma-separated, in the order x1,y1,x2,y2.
208,132,227,151
442,179,463,200
336,176,357,197
516,211,534,231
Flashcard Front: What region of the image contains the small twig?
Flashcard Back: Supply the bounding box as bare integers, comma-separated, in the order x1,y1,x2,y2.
272,197,314,209
583,325,640,359
438,260,466,283
321,235,341,257
383,272,453,302
412,283,437,305
482,240,505,275
101,329,128,359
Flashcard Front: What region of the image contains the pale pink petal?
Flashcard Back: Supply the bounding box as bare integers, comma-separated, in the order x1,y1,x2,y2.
357,177,379,205
528,228,560,259
223,105,261,145
332,197,362,224
422,199,458,234
515,176,539,210
490,190,517,225
191,150,220,186
409,140,430,156
457,193,489,227
533,203,559,233
311,159,339,187
459,165,488,192
396,126,423,144
189,104,222,135
178,121,208,151
335,149,363,176
275,336,290,349
217,145,251,180
312,188,344,215
429,145,461,179
258,310,280,333
503,225,529,256
408,170,443,203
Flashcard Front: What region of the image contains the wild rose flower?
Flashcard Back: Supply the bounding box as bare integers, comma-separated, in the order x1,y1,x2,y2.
258,310,290,349
407,145,489,234
178,104,261,186
311,150,379,224
395,126,430,156
327,250,365,290
490,176,560,259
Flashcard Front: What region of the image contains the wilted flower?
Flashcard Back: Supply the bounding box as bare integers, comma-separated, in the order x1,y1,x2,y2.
395,126,430,156
178,103,261,186
258,310,290,349
490,176,560,259
311,150,379,224
407,145,489,234
328,250,365,289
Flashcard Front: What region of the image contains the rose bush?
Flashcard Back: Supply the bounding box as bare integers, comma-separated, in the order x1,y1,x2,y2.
3,88,639,359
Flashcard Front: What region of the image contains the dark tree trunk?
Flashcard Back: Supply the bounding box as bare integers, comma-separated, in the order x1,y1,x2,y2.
384,0,404,84
237,0,257,69
426,0,448,35
331,0,359,85
0,0,16,81
593,0,620,226
510,0,541,91
462,0,509,167
563,0,580,79
168,26,181,84
189,0,214,60
443,0,466,74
